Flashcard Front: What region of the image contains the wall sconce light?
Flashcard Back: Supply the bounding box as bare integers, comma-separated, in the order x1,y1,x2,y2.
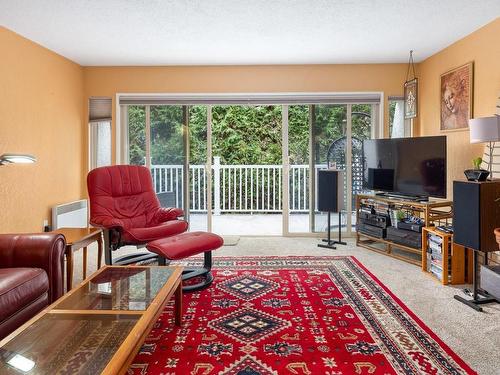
0,154,37,165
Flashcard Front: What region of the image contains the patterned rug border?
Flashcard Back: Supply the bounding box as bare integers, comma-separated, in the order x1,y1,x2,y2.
174,254,475,374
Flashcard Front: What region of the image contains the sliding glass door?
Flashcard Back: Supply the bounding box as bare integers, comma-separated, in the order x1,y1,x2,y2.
350,104,377,229
284,103,379,236
120,96,380,237
211,105,282,235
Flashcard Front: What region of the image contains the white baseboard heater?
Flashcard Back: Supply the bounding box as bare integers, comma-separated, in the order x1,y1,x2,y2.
51,199,88,229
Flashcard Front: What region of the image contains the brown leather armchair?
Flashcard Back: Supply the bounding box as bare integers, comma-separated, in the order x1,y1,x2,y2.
0,233,65,339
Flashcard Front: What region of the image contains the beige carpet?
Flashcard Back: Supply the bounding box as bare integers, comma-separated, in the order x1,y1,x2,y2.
71,236,499,375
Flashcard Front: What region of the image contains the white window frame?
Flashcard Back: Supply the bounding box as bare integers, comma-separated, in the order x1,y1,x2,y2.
388,97,412,138
88,120,112,171
116,92,383,237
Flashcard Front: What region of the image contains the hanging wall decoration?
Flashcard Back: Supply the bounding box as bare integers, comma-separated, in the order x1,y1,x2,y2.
404,50,418,119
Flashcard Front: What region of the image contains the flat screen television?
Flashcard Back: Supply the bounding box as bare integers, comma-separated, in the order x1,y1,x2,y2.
362,136,447,199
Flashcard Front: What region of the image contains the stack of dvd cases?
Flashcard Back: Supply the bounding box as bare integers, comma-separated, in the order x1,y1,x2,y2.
426,233,450,282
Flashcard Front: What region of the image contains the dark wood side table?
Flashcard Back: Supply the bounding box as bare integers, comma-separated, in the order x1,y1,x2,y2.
52,227,103,291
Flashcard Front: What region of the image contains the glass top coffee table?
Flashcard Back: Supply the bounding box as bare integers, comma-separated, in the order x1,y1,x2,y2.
0,265,183,375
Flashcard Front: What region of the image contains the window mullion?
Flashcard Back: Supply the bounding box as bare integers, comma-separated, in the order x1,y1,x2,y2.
346,104,353,234
145,105,151,168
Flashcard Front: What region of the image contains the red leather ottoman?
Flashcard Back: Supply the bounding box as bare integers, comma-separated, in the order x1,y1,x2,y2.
147,231,223,292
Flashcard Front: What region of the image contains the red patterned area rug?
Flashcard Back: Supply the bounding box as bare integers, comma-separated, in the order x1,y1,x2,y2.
130,256,475,375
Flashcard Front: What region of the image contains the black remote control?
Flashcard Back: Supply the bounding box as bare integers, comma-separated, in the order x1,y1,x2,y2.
436,225,453,234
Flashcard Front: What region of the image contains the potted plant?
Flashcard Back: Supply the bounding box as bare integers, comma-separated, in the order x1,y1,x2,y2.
396,210,406,222
464,157,489,181
389,209,406,227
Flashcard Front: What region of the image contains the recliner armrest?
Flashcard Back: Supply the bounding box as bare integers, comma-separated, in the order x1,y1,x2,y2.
0,233,65,303
89,216,125,230
155,207,184,222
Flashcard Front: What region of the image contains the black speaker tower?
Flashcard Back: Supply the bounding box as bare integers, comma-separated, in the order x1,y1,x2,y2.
317,170,346,249
453,180,500,311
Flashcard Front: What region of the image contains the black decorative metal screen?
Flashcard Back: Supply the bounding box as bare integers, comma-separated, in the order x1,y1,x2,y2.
326,136,363,208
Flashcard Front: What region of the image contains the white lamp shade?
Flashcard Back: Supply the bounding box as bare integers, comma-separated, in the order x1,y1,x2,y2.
469,116,500,144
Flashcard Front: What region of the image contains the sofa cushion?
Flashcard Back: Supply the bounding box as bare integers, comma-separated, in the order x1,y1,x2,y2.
0,294,48,340
0,268,49,324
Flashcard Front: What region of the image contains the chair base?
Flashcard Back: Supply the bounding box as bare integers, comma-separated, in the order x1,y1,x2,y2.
113,252,158,265
158,251,213,292
103,229,218,292
103,229,158,266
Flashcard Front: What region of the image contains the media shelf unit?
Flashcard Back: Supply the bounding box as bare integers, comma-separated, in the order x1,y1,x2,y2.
355,194,453,266
421,227,469,285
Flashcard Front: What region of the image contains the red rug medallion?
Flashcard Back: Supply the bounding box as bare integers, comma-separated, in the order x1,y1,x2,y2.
130,256,475,375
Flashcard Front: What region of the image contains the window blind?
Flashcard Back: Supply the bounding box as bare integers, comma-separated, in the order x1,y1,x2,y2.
119,93,381,106
89,97,112,122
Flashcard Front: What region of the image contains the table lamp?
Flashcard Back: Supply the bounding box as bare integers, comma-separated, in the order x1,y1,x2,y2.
469,115,500,179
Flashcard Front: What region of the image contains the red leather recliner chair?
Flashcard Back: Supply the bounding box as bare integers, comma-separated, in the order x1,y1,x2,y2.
0,233,65,339
87,165,189,265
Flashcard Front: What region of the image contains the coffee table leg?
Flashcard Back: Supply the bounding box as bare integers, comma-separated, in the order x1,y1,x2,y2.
66,249,73,291
175,282,182,326
97,235,103,269
83,247,88,279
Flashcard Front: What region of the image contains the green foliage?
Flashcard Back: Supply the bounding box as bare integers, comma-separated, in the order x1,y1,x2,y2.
287,105,311,164
128,106,146,165
127,103,374,166
150,105,184,164
472,157,483,170
396,210,406,221
388,101,397,136
211,105,282,165
189,105,207,164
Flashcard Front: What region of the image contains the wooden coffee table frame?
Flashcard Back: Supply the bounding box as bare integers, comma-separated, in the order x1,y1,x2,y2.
0,265,183,375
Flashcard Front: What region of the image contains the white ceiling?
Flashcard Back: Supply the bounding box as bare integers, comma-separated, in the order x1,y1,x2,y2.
1,1,499,66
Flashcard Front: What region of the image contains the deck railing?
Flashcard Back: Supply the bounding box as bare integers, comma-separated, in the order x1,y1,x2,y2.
151,158,327,214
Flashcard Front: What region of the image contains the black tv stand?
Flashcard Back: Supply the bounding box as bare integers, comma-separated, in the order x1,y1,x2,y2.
375,192,429,202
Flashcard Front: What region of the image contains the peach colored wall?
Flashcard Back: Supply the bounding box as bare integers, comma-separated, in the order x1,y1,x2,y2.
4,17,497,234
419,18,500,198
83,64,409,162
0,27,85,233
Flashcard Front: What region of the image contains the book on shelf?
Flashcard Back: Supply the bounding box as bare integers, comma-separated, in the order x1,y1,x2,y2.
430,264,443,280
428,241,442,253
428,234,443,244
430,258,443,269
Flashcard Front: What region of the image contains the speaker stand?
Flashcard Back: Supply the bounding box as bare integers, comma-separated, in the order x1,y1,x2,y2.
453,249,498,312
318,212,347,249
